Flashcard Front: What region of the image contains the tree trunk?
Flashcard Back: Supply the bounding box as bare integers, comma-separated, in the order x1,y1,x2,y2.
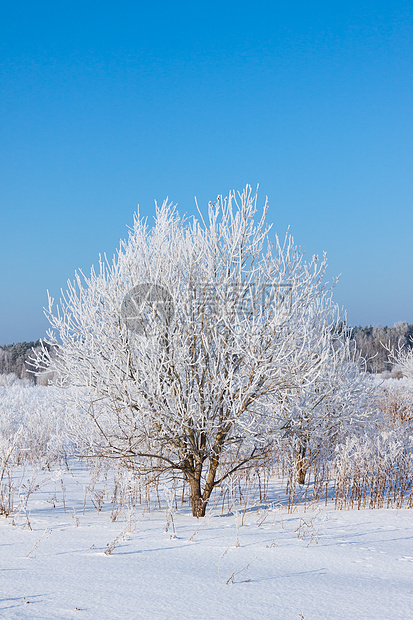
297,461,308,485
296,442,310,485
186,457,219,517
188,474,206,517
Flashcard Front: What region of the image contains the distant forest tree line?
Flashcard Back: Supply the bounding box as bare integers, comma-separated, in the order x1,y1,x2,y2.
352,322,413,374
1,322,413,382
0,340,53,384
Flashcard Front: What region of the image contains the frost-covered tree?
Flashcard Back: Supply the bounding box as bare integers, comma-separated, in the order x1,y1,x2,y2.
34,187,351,516
388,340,413,381
351,322,413,374
279,335,375,485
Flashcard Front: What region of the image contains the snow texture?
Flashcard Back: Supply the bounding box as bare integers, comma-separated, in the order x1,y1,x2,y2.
1,464,412,620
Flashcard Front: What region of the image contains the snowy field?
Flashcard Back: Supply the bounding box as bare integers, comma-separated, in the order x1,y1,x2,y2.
1,376,413,619
1,463,413,620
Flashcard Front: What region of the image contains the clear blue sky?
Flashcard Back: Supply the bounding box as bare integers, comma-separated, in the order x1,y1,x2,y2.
1,0,412,344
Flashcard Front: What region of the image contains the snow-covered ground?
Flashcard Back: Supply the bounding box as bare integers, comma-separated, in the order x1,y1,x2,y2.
1,465,412,620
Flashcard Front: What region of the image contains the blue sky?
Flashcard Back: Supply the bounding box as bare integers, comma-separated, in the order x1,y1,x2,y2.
1,1,412,344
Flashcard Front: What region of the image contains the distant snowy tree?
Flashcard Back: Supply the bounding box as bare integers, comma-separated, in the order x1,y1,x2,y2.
351,322,413,374
33,187,361,516
279,335,375,485
388,340,413,381
0,341,44,382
